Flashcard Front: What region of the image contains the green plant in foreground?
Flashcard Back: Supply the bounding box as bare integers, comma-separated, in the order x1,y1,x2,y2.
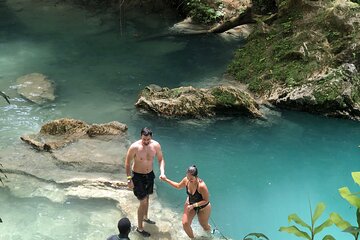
243,232,270,240
279,202,334,240
331,172,360,239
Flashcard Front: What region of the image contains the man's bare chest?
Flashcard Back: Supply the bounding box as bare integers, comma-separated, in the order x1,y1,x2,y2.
136,146,156,160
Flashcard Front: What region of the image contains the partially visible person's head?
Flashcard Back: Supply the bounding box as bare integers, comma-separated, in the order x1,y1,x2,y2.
140,127,152,146
117,217,131,235
186,165,198,182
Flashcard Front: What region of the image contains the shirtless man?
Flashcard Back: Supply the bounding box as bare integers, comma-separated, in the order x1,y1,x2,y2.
125,127,166,237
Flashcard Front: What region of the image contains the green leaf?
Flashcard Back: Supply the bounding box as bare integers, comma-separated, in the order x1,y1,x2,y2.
322,235,336,240
312,202,326,224
330,212,352,230
339,187,360,208
288,214,311,231
352,172,360,186
279,226,311,240
343,226,360,234
243,233,270,240
314,219,333,235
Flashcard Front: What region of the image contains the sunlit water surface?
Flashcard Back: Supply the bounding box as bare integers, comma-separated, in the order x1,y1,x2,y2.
0,1,359,240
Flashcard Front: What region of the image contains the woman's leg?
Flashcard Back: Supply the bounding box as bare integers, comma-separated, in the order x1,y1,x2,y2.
197,203,211,232
182,202,196,238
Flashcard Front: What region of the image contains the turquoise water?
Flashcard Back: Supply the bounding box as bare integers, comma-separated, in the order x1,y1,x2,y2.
155,113,360,240
1,1,360,240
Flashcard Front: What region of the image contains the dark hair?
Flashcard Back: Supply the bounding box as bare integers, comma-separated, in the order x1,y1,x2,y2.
187,165,198,177
117,217,131,234
141,127,152,137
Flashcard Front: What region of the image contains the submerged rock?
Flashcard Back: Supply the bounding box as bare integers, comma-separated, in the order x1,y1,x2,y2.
16,73,56,104
135,84,264,119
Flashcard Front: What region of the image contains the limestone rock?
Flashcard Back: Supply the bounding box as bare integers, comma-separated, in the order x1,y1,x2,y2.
135,84,264,119
16,73,56,104
169,17,209,34
20,118,128,151
87,121,128,137
268,64,360,120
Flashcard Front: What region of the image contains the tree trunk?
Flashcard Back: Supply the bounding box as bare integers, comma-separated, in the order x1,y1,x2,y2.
209,7,256,33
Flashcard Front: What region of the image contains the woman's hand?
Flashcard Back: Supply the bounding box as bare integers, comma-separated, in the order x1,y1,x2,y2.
159,174,167,181
187,204,195,212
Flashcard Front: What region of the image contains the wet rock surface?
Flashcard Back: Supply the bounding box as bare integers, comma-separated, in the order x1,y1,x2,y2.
136,84,264,119
16,73,56,104
1,118,191,239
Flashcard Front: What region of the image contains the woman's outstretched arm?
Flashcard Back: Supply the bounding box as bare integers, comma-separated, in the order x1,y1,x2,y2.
163,176,187,189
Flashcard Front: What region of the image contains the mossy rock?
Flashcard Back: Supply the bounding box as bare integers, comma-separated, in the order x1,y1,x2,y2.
136,85,264,119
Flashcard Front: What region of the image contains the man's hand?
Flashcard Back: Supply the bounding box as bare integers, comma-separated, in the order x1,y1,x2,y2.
159,174,166,181
127,180,134,189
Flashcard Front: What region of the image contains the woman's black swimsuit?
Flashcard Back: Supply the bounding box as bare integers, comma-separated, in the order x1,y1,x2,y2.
186,181,210,213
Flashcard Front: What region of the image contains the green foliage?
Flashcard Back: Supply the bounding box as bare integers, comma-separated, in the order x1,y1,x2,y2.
313,84,343,106
331,172,360,239
184,0,224,24
243,232,270,240
227,0,359,98
351,74,360,103
279,202,334,240
352,172,360,186
252,0,278,14
330,212,360,240
211,88,237,106
227,27,319,94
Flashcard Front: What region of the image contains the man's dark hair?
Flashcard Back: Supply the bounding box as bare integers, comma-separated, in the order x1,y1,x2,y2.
117,217,131,235
141,127,152,137
187,165,198,177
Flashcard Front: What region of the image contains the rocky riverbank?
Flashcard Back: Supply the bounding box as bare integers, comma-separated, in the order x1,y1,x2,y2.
228,0,360,121
0,118,195,240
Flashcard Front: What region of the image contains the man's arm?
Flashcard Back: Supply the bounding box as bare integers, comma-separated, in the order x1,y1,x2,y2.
156,143,165,179
124,145,135,178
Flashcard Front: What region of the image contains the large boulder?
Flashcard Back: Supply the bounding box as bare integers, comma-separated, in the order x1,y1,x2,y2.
16,73,56,104
268,64,360,120
20,118,128,151
135,84,264,119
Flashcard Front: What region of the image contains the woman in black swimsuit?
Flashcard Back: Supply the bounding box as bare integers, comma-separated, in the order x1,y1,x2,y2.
162,165,211,239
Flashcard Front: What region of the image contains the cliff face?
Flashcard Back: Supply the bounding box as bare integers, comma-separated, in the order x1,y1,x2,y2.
228,0,360,120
